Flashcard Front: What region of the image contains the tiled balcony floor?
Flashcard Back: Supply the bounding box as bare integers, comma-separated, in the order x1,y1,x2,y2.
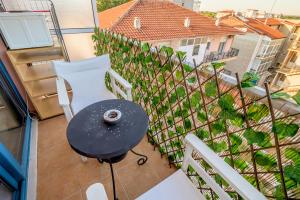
37,115,176,200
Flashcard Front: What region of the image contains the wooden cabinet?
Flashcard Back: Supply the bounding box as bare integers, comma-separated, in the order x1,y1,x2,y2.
7,46,69,119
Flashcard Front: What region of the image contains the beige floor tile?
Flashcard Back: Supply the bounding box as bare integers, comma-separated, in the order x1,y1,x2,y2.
37,116,176,200
116,161,161,199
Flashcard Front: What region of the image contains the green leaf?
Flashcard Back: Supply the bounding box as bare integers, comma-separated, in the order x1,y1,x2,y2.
229,113,244,127
243,128,269,146
272,121,299,139
209,141,227,153
169,93,177,104
190,91,201,108
230,134,242,153
284,163,300,184
218,94,234,111
254,151,277,170
184,119,192,130
183,64,193,72
176,51,186,60
159,147,166,154
241,72,260,88
175,70,183,81
205,81,217,97
168,130,175,137
211,62,225,69
175,126,184,134
161,46,174,56
187,76,196,84
292,90,300,105
151,96,160,106
142,43,150,52
284,148,300,164
195,129,209,140
271,92,291,100
167,116,174,126
197,111,207,122
211,119,226,136
176,86,186,99
247,103,269,122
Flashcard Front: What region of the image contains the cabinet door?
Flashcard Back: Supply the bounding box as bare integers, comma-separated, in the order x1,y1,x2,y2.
0,13,53,49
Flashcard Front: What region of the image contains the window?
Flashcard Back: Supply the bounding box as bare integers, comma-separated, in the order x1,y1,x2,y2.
206,42,211,50
194,38,201,45
181,39,187,46
192,45,200,56
187,39,194,45
218,42,226,53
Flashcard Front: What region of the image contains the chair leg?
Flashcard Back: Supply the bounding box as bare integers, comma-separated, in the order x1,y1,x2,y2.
81,156,88,162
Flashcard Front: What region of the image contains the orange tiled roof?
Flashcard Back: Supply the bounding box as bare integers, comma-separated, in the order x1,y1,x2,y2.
99,1,136,29
245,18,286,39
98,0,242,41
220,15,245,28
256,18,282,26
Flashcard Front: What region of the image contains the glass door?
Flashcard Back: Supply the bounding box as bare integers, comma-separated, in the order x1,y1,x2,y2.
0,60,31,200
0,178,14,200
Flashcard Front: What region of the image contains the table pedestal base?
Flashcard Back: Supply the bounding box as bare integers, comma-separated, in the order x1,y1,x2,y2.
98,150,148,200
130,149,148,165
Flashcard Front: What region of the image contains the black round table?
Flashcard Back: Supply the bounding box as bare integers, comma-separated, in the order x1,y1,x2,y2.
67,99,149,200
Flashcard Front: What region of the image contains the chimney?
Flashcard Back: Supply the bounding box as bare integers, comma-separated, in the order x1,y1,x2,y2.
184,17,190,28
134,17,141,29
215,17,220,26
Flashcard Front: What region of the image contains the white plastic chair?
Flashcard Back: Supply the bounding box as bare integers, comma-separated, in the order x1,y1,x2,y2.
86,183,108,200
136,134,267,200
53,55,132,161
53,54,132,122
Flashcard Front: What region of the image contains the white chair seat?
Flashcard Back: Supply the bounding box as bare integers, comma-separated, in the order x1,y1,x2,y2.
136,170,205,200
86,183,108,200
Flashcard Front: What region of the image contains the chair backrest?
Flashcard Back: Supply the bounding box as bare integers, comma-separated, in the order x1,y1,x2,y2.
52,55,112,113
182,134,266,200
53,54,110,81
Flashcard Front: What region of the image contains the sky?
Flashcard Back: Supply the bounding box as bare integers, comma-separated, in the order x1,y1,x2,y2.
200,0,300,16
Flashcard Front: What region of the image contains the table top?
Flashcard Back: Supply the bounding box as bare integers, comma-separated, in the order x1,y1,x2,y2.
67,99,149,159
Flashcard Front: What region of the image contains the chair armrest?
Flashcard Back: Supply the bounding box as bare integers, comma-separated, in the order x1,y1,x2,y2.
184,134,266,200
56,77,70,106
108,69,132,89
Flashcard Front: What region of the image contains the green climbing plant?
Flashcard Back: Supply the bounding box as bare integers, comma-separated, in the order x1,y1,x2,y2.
93,29,300,199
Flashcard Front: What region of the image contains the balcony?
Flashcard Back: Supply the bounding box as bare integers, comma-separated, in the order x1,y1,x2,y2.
35,30,300,200
277,67,300,75
1,3,300,200
290,41,300,52
203,48,239,63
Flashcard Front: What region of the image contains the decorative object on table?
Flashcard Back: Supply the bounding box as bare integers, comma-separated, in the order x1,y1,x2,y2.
103,109,122,124
67,99,149,200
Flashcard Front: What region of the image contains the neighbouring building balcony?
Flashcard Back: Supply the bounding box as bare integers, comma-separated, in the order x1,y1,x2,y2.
277,66,300,75
203,48,239,63
290,40,300,51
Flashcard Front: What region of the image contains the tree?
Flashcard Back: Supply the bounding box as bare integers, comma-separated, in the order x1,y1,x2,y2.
97,0,130,12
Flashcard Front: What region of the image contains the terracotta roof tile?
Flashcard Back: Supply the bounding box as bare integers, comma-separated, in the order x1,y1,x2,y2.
256,18,282,26
219,15,286,39
98,0,242,41
99,1,136,29
246,18,286,39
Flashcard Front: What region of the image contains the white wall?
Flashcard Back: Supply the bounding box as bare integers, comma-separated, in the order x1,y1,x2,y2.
225,33,259,76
